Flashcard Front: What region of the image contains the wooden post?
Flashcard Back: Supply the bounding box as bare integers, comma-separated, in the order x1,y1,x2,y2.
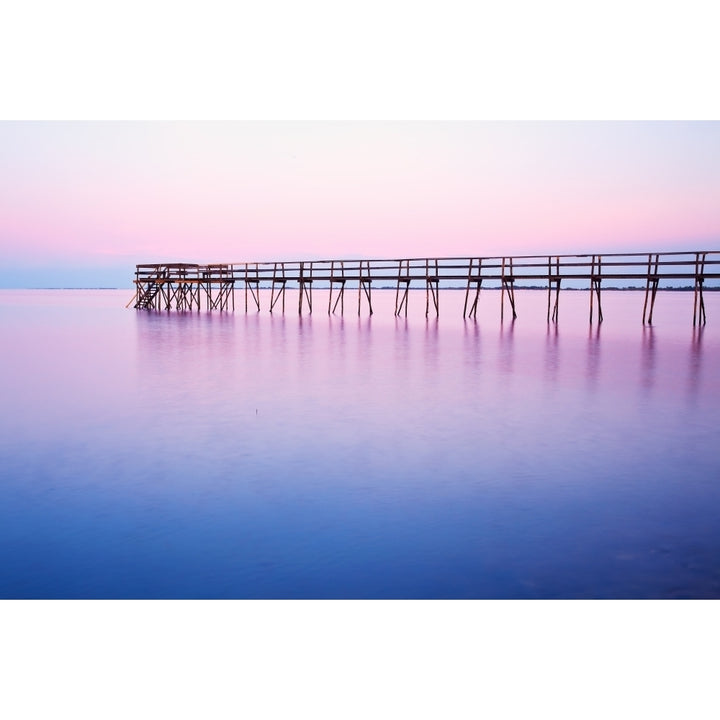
501,257,517,321
693,252,707,326
395,259,410,317
358,260,373,316
329,260,346,315
425,258,439,317
245,263,260,312
547,255,560,323
161,267,171,310
270,262,286,313
463,258,473,318
394,260,401,315
590,255,603,324
463,258,483,319
642,253,660,325
328,260,335,314
298,261,313,314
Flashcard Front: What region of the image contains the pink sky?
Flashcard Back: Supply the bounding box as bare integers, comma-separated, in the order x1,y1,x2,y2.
1,121,719,286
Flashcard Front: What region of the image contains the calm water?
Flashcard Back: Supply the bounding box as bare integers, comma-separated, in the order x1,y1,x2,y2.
1,287,719,598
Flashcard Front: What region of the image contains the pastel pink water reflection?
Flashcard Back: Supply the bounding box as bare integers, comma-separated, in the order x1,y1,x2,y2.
0,289,719,597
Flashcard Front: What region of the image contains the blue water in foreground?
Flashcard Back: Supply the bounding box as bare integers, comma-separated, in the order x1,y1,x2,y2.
1,288,719,598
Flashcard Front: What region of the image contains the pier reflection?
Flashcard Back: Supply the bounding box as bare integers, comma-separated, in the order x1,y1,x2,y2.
640,326,656,394
544,323,560,384
497,320,515,375
585,323,602,392
686,326,705,406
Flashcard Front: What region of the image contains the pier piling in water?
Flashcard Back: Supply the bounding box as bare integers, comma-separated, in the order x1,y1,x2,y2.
244,263,261,312
358,259,373,316
269,262,287,313
693,252,707,326
133,251,719,324
642,254,660,325
500,256,518,322
394,259,411,317
463,257,483,320
589,255,603,324
328,260,346,315
547,255,561,323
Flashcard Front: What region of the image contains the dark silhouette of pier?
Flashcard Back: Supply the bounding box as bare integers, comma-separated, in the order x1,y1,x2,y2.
131,251,719,325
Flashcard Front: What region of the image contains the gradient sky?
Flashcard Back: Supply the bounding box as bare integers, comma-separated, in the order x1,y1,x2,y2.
1,121,719,287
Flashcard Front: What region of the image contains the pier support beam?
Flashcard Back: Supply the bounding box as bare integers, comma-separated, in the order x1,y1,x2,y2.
203,265,234,311
501,257,517,321
159,278,172,310
547,255,561,323
171,281,200,311
358,260,373,316
463,258,483,319
642,253,660,325
208,281,234,311
693,252,707,326
425,258,439,317
395,259,410,317
328,260,346,315
244,263,261,312
270,263,287,313
589,255,603,324
298,262,313,315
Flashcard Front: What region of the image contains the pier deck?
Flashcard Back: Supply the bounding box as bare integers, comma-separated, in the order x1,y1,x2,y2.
132,251,720,325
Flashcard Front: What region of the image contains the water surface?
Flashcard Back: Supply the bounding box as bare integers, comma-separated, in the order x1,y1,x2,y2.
1,288,719,598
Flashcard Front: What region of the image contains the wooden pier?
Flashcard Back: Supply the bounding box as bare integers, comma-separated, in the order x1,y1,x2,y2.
132,251,719,325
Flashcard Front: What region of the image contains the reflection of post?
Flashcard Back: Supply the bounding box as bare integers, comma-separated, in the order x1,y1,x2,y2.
640,326,656,393
544,322,559,382
586,323,601,391
460,320,482,388
422,314,439,375
686,326,704,403
497,319,515,374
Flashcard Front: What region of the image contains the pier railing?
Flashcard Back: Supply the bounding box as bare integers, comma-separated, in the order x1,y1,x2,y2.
133,250,720,325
